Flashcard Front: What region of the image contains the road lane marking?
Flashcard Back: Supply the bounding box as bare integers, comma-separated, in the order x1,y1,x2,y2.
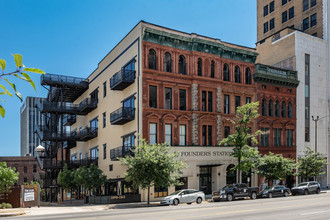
301,210,330,216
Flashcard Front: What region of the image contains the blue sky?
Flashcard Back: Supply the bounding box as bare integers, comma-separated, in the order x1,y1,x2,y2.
0,0,256,156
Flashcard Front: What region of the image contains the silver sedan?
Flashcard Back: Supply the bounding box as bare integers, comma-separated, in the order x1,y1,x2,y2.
160,189,205,205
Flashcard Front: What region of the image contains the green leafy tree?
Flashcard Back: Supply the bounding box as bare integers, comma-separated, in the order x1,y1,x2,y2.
0,54,45,117
219,102,261,183
295,147,327,181
0,162,19,194
256,152,295,184
119,138,187,204
58,164,78,203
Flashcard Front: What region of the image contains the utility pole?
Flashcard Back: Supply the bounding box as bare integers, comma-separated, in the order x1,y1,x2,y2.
311,115,319,152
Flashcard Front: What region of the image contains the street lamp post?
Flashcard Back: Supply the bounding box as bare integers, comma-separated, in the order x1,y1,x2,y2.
311,116,319,152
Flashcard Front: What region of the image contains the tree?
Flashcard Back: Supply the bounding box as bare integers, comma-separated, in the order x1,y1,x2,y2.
57,164,78,203
219,102,261,183
0,54,45,117
295,147,327,181
0,162,19,194
119,138,187,204
256,152,295,184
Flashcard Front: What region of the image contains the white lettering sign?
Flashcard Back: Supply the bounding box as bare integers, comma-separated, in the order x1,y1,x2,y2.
24,189,35,202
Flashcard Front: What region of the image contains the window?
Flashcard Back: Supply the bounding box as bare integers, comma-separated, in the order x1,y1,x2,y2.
210,61,215,78
224,126,230,138
197,58,202,76
264,22,269,33
179,89,186,110
303,0,309,11
24,177,28,183
165,124,172,145
275,87,280,92
90,117,98,129
289,7,294,19
109,165,113,171
180,125,186,146
303,17,309,31
274,128,281,146
305,85,309,98
179,55,186,75
235,96,241,110
123,96,135,109
282,102,286,117
202,91,213,112
148,49,157,70
288,102,292,118
261,128,269,146
246,97,251,104
311,0,316,7
154,186,168,198
208,92,213,112
264,5,269,16
103,112,106,128
164,52,172,72
103,144,106,159
90,147,98,159
245,68,251,84
282,11,288,23
224,95,230,114
262,85,267,89
269,1,274,12
175,177,188,191
202,91,206,111
223,64,230,81
202,125,212,146
33,164,37,173
269,100,273,116
234,66,240,83
275,100,280,117
149,85,157,108
90,89,99,103
149,123,157,144
305,106,309,120
305,128,310,142
123,133,135,153
270,18,275,30
282,0,287,5
103,81,107,97
262,99,267,116
165,87,172,109
311,13,317,27
287,130,293,146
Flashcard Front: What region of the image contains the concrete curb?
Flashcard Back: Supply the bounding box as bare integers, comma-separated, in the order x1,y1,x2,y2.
0,209,25,217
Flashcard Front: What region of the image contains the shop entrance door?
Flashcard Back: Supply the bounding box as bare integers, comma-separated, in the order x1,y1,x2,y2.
199,166,212,194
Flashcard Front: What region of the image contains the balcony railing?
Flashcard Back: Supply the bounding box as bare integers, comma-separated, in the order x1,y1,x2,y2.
63,114,77,126
79,127,98,142
110,69,135,90
38,157,98,170
41,74,89,87
110,146,134,161
110,107,135,125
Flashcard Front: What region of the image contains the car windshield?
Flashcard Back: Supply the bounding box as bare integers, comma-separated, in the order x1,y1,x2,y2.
222,185,234,190
169,190,182,196
263,186,274,190
298,183,308,187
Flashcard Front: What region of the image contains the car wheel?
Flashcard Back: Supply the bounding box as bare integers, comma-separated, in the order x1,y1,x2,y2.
173,199,179,206
251,192,257,200
268,193,273,198
304,190,309,195
227,194,233,202
284,191,289,197
316,188,320,194
196,197,202,204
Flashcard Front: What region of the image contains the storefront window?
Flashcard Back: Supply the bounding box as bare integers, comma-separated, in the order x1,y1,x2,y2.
154,186,168,198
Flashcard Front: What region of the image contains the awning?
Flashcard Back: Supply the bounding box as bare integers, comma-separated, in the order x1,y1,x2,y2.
198,164,223,167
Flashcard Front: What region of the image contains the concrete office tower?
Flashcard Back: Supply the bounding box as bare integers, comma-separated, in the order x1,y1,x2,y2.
20,97,45,156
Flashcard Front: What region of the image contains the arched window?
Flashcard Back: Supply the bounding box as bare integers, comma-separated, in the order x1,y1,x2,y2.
235,66,241,83
245,68,251,84
268,99,273,116
223,64,230,81
211,61,215,78
262,99,267,116
164,52,172,73
226,164,237,185
288,102,292,118
275,100,280,117
282,101,286,117
179,55,186,75
197,58,202,76
148,49,157,70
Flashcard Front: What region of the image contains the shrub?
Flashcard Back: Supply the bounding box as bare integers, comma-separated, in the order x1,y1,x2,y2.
1,202,12,209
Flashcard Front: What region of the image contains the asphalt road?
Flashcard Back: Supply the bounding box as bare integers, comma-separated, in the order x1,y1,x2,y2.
9,192,330,220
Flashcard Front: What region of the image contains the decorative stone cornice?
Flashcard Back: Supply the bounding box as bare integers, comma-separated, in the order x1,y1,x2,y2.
143,28,258,64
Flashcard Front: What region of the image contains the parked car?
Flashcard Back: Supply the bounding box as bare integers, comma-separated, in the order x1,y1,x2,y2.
160,189,205,206
291,181,321,195
212,183,259,202
258,185,290,198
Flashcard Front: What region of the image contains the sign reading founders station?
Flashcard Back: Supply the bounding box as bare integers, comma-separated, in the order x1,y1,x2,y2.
172,146,235,161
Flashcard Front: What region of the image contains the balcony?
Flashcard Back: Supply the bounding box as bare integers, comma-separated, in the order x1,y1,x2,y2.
41,74,89,102
79,127,98,142
110,69,135,90
63,114,76,126
110,146,134,161
36,98,97,115
67,157,98,169
110,107,135,125
63,140,77,149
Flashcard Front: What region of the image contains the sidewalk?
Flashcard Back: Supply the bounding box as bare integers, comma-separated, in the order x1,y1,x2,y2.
0,208,25,217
